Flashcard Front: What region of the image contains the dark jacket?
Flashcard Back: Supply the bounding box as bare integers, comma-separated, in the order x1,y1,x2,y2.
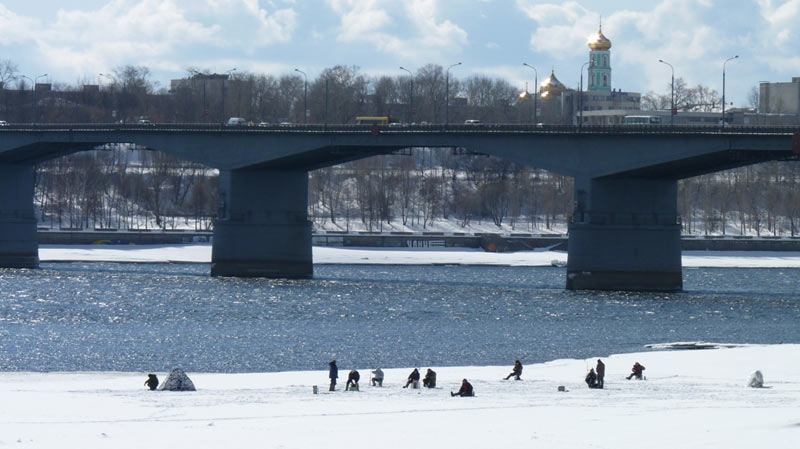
457,380,474,396
145,374,159,390
347,370,360,383
329,361,338,379
423,369,437,387
596,360,605,378
512,361,523,375
585,369,598,387
408,368,420,381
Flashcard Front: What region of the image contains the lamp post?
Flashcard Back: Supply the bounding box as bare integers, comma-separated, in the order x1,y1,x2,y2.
222,68,236,122
294,68,307,124
399,66,414,123
190,69,208,122
445,62,461,125
658,59,674,125
21,75,33,123
523,62,538,125
722,55,739,126
99,73,118,122
22,73,47,123
579,62,589,127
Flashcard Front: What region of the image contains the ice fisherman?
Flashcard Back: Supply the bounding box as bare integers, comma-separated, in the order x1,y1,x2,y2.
345,370,360,391
329,360,338,391
403,368,420,388
504,360,523,380
423,369,437,388
585,368,599,388
626,362,645,380
451,378,474,397
144,374,159,390
595,359,605,388
371,368,384,386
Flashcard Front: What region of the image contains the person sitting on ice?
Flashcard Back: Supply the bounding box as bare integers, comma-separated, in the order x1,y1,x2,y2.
626,362,645,380
747,370,764,388
403,368,420,388
585,368,599,388
345,370,360,391
504,360,523,380
144,373,159,391
423,369,437,388
451,378,474,397
371,368,384,387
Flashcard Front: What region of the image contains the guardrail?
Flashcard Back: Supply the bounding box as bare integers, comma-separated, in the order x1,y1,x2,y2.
1,122,800,136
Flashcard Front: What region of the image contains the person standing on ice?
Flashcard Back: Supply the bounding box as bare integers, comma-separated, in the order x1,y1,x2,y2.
403,368,420,388
451,379,474,397
585,368,599,388
328,360,338,391
371,368,384,386
626,362,645,380
504,360,523,380
595,359,605,388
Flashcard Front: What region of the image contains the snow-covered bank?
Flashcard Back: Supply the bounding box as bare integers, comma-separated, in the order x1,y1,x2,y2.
37,243,800,268
2,344,798,448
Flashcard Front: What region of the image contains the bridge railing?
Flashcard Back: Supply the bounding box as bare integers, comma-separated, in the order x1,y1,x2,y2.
1,122,799,135
573,211,681,227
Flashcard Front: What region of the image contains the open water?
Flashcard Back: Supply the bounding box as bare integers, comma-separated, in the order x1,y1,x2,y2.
0,263,798,373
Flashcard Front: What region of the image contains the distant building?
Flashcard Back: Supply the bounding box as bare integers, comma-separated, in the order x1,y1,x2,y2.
759,78,800,116
535,24,641,125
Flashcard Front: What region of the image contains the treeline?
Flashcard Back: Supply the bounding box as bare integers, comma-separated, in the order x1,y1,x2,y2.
34,147,218,231
32,146,800,237
0,61,529,125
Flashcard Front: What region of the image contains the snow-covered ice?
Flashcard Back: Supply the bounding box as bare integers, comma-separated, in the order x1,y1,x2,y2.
37,243,800,268
2,344,798,448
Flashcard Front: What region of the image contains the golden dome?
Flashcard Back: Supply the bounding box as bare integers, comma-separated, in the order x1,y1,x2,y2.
539,70,565,100
588,25,611,51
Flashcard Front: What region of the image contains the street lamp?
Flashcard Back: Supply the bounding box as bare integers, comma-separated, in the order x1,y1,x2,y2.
722,55,739,126
99,73,118,122
579,62,589,127
445,62,461,125
658,59,674,125
523,62,538,125
189,69,208,122
222,68,236,122
399,66,414,123
294,68,307,124
22,73,47,123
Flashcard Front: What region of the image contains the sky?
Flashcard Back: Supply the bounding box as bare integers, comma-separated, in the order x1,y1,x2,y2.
1,0,799,106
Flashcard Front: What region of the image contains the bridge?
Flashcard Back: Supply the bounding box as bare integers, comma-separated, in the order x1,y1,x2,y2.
1,123,799,291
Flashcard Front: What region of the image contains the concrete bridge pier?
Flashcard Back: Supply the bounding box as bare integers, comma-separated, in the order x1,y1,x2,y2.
211,169,312,278
567,177,682,291
0,164,39,268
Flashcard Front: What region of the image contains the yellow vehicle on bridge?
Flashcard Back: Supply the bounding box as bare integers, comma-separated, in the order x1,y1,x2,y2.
355,116,399,125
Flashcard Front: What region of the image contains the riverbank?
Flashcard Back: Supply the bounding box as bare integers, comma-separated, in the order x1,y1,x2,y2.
2,344,797,448
37,243,800,267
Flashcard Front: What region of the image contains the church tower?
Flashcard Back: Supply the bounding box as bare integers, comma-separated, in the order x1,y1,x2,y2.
587,22,612,91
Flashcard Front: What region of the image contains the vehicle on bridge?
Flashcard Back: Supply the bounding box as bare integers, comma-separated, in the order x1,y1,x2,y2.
356,116,398,125
227,117,247,126
623,115,662,125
